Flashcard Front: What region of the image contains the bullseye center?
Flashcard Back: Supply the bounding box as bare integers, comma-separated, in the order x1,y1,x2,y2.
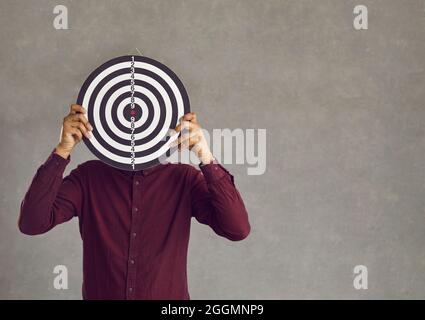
123,104,143,122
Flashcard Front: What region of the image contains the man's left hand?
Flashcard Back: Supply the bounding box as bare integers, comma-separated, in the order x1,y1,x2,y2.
173,112,214,165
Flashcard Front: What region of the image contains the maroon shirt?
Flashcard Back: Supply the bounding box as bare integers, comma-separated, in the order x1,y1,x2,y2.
18,149,250,300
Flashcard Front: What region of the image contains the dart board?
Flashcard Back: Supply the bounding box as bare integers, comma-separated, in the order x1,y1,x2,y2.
76,55,190,171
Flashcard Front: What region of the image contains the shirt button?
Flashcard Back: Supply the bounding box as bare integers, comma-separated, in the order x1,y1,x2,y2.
132,232,137,237
130,259,135,264
129,287,133,292
135,180,139,186
134,207,138,212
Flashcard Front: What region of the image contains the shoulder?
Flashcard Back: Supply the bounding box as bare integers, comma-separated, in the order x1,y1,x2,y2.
166,163,205,191
76,159,104,170
70,159,106,178
166,162,200,176
160,163,204,188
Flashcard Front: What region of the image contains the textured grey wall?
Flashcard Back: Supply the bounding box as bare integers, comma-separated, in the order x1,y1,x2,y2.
1,0,425,299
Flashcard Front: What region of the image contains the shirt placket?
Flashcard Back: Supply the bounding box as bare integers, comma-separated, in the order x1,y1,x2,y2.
125,171,143,299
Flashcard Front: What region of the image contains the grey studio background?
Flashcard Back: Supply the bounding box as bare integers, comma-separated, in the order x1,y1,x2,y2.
1,0,425,299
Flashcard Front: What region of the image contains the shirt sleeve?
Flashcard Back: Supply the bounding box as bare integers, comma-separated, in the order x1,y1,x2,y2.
190,161,251,241
18,148,84,235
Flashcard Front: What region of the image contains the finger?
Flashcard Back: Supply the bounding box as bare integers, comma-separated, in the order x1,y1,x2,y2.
170,130,192,148
181,112,195,121
69,127,83,141
69,113,93,131
178,137,200,150
176,131,200,149
176,120,191,132
176,127,197,143
177,136,191,150
70,104,86,115
77,122,91,138
183,112,197,123
175,120,197,133
70,121,91,138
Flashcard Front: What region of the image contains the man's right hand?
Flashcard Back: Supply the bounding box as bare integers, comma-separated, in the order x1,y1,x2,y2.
55,104,93,159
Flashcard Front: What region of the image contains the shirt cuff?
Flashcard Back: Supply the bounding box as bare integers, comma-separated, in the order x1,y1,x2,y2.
43,148,71,176
199,159,229,183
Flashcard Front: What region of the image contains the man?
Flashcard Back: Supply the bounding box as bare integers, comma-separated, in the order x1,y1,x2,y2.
18,104,250,300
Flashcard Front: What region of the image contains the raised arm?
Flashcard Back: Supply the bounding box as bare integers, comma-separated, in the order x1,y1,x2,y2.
173,112,250,241
191,162,251,241
18,104,93,235
18,150,83,235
